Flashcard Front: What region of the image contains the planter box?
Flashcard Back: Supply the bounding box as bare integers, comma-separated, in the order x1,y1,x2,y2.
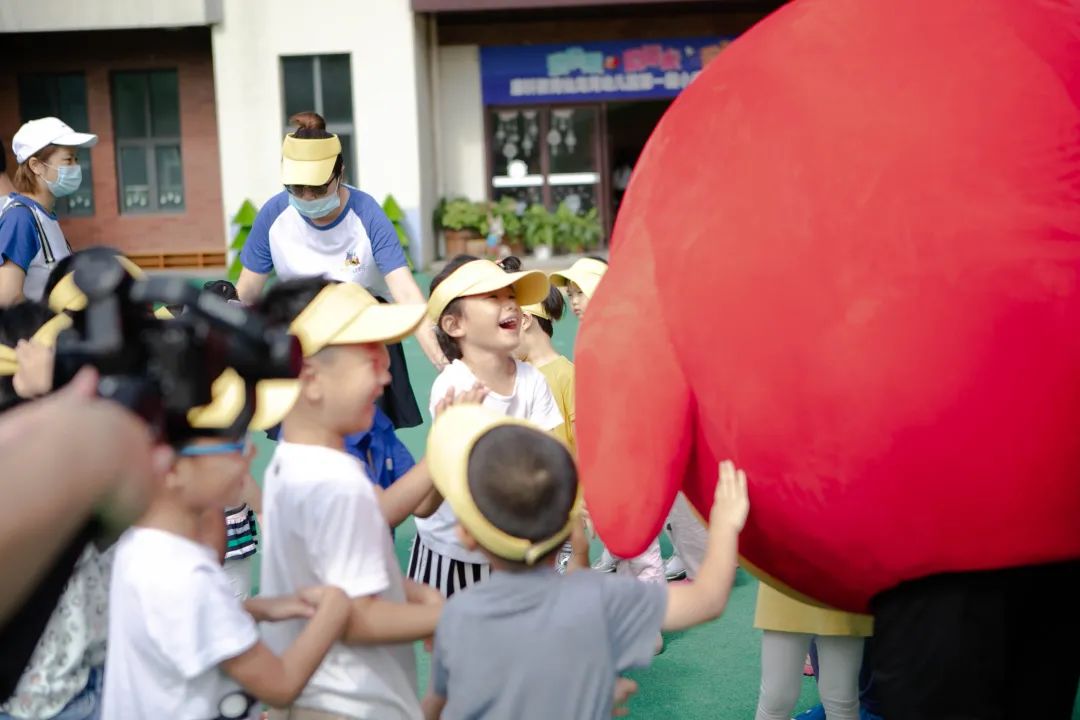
444,228,482,258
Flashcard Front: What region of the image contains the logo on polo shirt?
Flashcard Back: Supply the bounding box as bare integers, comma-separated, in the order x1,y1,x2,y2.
344,249,362,268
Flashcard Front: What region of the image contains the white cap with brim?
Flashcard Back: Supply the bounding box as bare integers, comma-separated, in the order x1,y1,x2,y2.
13,117,98,164
281,134,342,187
427,259,551,322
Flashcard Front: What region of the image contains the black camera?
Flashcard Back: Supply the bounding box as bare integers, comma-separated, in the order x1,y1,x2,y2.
52,247,302,444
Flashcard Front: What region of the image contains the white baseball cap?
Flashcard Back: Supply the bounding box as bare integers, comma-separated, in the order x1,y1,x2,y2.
12,117,98,164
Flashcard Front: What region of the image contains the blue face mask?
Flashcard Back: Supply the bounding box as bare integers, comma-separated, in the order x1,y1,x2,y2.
45,164,82,198
288,190,341,219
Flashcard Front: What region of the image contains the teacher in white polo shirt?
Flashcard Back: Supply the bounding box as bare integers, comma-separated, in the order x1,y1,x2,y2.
236,111,443,428
0,118,98,306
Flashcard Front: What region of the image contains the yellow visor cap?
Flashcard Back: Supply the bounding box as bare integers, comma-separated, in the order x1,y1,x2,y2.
186,369,299,432
426,404,581,565
549,258,608,299
427,259,551,322
281,134,341,187
48,255,146,313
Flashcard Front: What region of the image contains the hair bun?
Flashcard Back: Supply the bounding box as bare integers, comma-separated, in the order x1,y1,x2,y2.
289,111,327,132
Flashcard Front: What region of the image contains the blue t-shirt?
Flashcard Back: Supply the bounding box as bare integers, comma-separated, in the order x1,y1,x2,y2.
240,187,407,298
0,193,71,301
345,407,416,491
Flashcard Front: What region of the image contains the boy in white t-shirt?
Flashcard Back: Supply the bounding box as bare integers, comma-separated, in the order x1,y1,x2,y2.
410,255,562,597
253,280,463,720
102,370,352,720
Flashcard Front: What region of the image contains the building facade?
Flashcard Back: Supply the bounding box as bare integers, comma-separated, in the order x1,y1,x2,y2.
0,0,780,269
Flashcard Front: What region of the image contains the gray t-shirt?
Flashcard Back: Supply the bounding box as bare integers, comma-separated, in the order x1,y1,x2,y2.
431,567,667,720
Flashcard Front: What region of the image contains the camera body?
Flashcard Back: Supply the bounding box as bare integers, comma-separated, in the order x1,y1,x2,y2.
52,248,301,444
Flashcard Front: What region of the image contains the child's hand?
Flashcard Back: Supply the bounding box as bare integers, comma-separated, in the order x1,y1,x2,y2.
12,339,55,399
432,383,489,417
709,461,749,532
299,585,349,611
612,677,639,717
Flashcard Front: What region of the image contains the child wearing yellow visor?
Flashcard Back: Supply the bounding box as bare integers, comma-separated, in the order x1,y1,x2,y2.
550,256,608,318
251,277,474,720
414,255,562,598
100,349,353,718
421,405,751,720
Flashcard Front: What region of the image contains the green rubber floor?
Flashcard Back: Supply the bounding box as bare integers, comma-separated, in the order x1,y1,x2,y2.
239,271,1079,718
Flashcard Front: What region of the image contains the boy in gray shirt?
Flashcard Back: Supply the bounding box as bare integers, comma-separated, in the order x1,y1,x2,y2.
421,405,750,720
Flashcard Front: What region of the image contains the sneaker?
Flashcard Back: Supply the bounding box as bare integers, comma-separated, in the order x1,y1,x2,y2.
793,705,825,720
664,554,687,582
592,549,618,573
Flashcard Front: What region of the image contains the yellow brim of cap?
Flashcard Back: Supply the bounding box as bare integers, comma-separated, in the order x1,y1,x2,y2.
154,306,175,320
281,134,341,186
549,258,607,300
0,313,72,376
521,302,551,321
48,256,146,313
427,404,581,565
427,259,551,322
291,284,428,356
187,370,300,432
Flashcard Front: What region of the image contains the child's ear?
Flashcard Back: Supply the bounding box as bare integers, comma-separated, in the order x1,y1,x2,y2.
441,313,465,339
455,524,480,551
520,313,533,332
299,360,323,402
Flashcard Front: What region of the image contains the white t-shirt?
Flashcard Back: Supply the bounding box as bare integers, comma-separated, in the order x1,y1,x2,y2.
260,441,420,720
415,359,564,564
102,528,260,720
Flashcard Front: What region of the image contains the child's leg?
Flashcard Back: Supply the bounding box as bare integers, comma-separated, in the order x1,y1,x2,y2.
755,630,814,720
665,492,707,580
814,635,864,720
615,538,664,584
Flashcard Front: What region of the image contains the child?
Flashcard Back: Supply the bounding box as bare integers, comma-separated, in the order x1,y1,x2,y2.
421,405,750,720
411,255,561,597
255,279,453,719
498,255,574,454
549,256,608,319
101,370,352,719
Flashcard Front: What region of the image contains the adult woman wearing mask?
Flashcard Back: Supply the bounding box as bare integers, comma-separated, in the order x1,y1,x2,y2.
236,112,441,428
0,118,97,307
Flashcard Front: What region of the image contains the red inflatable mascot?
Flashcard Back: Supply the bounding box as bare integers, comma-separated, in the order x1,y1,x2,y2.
576,0,1080,716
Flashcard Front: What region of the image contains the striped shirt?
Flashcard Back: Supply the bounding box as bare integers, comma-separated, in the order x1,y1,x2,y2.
224,505,258,561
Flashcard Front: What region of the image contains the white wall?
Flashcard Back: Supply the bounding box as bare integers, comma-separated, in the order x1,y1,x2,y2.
436,45,486,203
0,0,221,33
211,0,434,267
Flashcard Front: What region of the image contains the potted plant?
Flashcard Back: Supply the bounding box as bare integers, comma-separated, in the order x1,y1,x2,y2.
573,207,603,253
440,198,487,257
493,197,525,255
521,204,555,260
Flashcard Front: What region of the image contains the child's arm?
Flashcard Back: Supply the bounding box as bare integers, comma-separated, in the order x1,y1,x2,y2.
340,592,443,645
377,459,441,527
244,594,315,623
662,461,749,631
378,384,489,526
422,692,447,720
566,515,591,573
221,585,350,708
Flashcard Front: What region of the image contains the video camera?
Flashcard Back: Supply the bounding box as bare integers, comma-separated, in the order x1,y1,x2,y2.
52,247,302,444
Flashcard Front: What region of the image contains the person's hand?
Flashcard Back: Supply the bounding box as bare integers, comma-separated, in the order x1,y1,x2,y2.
252,595,317,622
710,460,749,532
405,579,445,607
12,339,54,399
418,323,449,371
298,585,349,609
4,367,175,532
612,677,638,717
432,383,488,417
